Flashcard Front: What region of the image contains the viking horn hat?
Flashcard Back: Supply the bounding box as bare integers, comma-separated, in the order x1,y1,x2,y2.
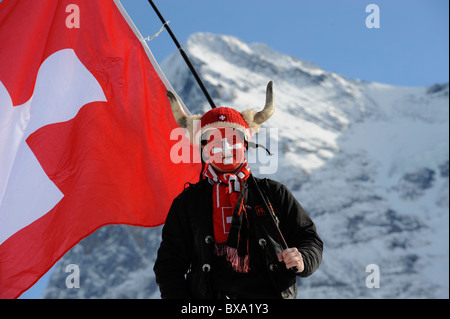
167,81,274,144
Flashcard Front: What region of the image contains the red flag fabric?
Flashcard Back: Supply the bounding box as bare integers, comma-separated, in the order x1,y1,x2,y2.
0,0,200,298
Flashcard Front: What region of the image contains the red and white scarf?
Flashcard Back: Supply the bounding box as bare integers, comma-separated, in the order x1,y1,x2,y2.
203,161,251,273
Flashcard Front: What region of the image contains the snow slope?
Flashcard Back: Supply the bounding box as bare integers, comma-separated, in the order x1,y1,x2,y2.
43,33,448,299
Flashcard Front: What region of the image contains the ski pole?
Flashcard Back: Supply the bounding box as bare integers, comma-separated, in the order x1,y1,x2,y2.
248,174,298,273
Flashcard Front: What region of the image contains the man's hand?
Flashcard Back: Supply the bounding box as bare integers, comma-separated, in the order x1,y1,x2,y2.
277,247,304,273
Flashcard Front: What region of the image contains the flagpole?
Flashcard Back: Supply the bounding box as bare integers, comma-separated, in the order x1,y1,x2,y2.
147,0,217,109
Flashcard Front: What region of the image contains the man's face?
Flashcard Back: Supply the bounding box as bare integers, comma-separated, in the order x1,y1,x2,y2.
202,128,246,173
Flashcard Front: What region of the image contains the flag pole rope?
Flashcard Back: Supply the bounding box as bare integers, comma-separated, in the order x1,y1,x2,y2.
147,0,217,109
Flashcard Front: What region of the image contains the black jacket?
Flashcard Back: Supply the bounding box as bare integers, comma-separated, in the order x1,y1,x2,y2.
153,177,323,299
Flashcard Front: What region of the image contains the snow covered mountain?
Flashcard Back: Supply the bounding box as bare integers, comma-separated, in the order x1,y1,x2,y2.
42,33,449,299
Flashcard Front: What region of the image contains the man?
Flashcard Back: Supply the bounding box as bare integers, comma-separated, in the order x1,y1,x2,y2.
154,82,323,299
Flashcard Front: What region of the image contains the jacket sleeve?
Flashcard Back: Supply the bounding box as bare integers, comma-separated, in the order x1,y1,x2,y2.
153,194,192,298
265,179,323,278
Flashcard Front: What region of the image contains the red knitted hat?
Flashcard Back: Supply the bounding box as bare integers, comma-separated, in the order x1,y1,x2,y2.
200,107,252,140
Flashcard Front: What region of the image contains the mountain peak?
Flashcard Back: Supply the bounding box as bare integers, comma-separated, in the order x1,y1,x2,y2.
183,32,326,83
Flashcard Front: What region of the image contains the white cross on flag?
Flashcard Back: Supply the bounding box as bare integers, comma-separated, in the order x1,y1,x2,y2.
0,0,200,298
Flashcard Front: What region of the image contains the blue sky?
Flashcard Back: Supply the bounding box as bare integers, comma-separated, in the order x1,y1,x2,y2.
121,0,449,87
18,0,448,299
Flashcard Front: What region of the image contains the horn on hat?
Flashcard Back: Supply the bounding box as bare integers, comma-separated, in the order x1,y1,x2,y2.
253,81,274,125
166,91,201,144
167,91,188,128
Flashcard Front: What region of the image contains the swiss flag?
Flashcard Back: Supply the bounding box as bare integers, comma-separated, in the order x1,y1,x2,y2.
0,0,200,298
